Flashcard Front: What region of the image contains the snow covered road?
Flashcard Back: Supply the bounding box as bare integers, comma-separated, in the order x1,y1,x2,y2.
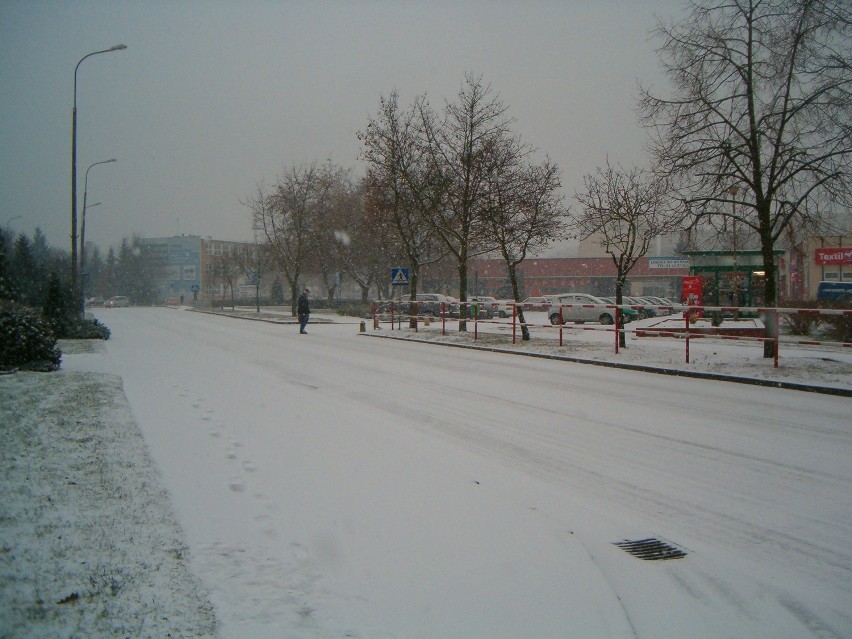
65,307,852,638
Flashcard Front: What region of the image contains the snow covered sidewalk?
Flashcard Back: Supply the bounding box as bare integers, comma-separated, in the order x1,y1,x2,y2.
0,361,217,638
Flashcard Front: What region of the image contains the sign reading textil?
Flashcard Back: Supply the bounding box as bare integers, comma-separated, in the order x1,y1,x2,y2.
815,247,852,265
391,268,409,286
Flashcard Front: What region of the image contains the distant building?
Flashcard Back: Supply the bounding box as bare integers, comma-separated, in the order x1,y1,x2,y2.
466,256,689,300
142,235,272,305
788,235,851,301
142,235,203,304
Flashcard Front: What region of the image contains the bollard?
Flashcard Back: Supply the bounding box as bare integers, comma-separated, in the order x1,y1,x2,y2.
359,320,366,333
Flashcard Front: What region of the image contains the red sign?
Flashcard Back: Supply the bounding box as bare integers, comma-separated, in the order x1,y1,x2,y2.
681,276,702,305
815,247,852,265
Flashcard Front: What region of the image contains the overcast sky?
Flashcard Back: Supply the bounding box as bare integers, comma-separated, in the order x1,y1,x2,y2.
1,0,686,256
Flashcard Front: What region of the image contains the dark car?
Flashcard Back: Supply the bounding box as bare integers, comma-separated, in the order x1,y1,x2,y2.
104,295,130,308
415,293,460,317
467,295,499,319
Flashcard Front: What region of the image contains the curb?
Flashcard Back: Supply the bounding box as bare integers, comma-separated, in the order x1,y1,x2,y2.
362,332,852,398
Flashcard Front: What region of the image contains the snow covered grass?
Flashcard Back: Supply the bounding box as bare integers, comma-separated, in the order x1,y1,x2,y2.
368,310,852,393
0,355,216,638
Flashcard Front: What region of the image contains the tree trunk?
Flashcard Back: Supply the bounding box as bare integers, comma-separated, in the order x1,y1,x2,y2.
760,231,777,358
507,263,530,341
409,266,419,329
457,260,468,332
615,276,626,348
290,282,299,317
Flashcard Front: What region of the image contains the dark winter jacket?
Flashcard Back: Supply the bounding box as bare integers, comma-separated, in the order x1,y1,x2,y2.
297,293,310,317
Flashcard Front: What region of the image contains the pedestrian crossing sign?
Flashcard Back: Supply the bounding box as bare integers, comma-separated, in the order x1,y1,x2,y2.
391,268,410,286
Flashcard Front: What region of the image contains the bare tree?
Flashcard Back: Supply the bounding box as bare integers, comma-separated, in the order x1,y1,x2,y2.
333,182,389,303
483,141,567,340
572,160,679,346
640,0,852,355
232,243,274,313
216,246,240,309
247,163,335,315
360,91,445,325
418,74,515,330
307,164,352,307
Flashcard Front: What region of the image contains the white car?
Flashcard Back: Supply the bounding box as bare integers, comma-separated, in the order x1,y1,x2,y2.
547,293,638,325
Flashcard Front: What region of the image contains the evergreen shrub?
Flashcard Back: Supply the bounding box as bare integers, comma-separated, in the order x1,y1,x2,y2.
0,300,61,371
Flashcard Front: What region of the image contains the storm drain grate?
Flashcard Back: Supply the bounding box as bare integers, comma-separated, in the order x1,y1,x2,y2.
613,538,687,561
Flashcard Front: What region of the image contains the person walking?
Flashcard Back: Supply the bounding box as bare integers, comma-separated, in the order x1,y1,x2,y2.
297,288,311,334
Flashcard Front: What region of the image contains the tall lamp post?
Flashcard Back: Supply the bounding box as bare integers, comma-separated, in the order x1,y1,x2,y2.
80,202,100,299
71,44,126,311
80,158,116,276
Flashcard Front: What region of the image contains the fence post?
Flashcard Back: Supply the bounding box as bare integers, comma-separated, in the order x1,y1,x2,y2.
474,304,479,341
685,309,691,364
559,306,564,347
441,302,447,336
512,304,517,344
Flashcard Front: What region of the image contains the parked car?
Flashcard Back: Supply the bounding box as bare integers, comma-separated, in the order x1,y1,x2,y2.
625,296,658,319
104,295,130,308
521,296,556,312
414,293,460,317
444,296,486,319
547,293,638,325
467,295,499,319
817,281,852,303
639,296,674,315
85,296,105,307
496,299,516,318
374,300,413,317
600,296,650,319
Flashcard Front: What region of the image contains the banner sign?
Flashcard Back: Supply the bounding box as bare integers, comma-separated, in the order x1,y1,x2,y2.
649,257,690,269
815,247,852,265
681,276,703,306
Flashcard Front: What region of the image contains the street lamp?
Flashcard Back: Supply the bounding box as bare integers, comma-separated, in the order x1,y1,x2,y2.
3,215,23,230
80,202,100,299
80,158,116,275
71,44,126,310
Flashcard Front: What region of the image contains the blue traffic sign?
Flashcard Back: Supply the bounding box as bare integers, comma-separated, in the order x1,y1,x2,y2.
391,268,410,286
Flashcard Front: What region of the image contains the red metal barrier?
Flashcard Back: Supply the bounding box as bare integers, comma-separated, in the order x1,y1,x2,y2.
372,301,848,370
